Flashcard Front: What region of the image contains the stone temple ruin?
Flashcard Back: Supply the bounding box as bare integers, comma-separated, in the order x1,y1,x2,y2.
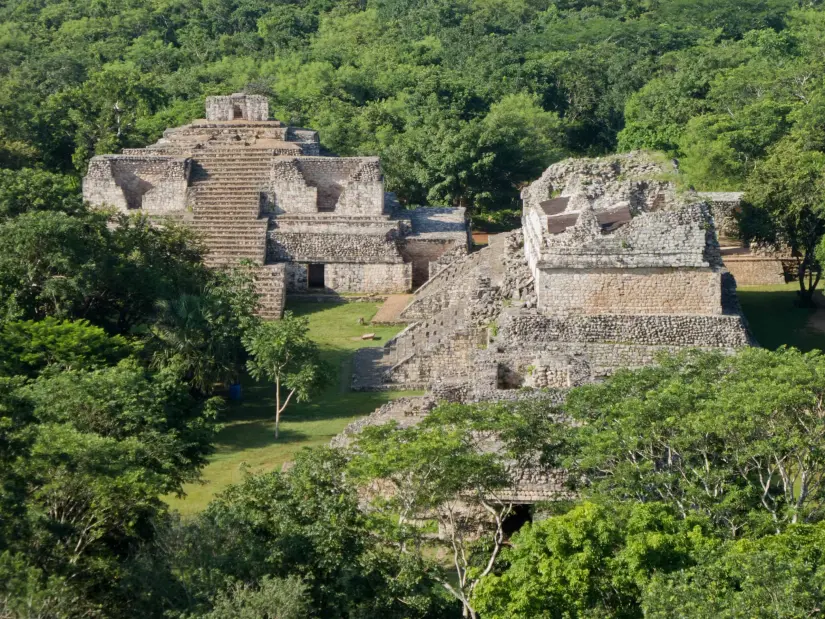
342,152,755,505
83,94,470,318
353,152,753,399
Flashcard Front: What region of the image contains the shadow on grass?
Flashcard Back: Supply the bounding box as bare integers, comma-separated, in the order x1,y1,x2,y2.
738,284,825,352
216,420,310,450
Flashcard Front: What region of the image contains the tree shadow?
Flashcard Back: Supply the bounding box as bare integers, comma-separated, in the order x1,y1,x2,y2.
215,419,310,451
738,286,825,351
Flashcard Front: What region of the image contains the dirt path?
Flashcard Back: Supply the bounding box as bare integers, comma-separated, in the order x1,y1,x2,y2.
372,294,413,324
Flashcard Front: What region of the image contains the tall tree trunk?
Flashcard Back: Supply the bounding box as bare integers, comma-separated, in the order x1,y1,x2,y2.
275,377,280,439
798,253,822,308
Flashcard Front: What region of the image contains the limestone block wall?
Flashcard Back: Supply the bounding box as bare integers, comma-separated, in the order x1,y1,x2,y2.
399,239,457,288
536,267,724,317
205,94,268,121
327,263,410,293
269,159,317,213
83,155,190,213
723,255,795,286
285,261,410,293
496,310,751,349
299,158,383,215
268,157,384,215
267,231,405,263
284,263,308,291
390,332,480,386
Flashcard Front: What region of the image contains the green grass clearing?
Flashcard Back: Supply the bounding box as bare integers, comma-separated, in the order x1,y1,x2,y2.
738,282,825,351
165,301,418,517
167,284,825,516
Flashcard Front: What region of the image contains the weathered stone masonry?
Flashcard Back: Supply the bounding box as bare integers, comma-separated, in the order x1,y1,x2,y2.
83,94,470,316
345,152,754,505
354,152,753,399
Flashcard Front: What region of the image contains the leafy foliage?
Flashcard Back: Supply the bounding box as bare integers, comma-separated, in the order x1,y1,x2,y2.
349,401,558,618
243,312,332,438
0,0,812,221
560,348,825,537
473,501,709,619
135,448,457,618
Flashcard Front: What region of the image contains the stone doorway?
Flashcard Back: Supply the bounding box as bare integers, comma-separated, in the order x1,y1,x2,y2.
411,260,430,290
307,263,325,289
233,104,243,119
502,504,533,537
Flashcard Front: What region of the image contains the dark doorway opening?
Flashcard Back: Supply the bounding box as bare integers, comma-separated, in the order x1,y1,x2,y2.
502,504,532,538
411,260,429,289
497,363,523,390
307,264,325,289
233,104,243,119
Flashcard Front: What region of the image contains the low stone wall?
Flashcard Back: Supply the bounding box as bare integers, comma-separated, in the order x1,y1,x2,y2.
268,231,405,263
83,155,190,214
536,268,724,317
284,261,410,294
724,255,795,286
497,310,752,348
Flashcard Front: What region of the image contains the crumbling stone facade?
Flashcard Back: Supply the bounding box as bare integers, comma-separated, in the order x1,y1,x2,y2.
343,153,755,505
82,94,470,317
353,152,754,399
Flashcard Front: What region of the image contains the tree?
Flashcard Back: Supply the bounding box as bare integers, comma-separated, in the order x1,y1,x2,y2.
193,576,311,619
472,501,708,619
0,317,131,378
0,359,220,612
559,348,825,537
742,138,825,306
0,168,82,220
150,266,260,396
243,313,331,439
643,523,825,618
144,448,456,618
348,401,557,619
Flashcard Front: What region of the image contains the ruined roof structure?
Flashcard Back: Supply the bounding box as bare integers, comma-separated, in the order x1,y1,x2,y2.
354,152,753,398
83,94,470,318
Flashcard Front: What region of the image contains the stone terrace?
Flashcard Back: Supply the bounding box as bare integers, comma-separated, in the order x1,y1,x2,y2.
354,152,753,398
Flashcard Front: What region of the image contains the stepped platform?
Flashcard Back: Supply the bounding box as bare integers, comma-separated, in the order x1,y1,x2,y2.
83,94,470,319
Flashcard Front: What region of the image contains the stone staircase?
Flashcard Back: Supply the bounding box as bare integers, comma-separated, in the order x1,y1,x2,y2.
188,147,285,319
352,244,502,391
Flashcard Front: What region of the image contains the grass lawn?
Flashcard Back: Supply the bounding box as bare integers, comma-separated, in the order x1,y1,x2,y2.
165,301,417,517
738,282,825,351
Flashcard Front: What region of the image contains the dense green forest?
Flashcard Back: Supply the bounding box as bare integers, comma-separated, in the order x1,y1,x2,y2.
2,0,825,219
3,0,825,617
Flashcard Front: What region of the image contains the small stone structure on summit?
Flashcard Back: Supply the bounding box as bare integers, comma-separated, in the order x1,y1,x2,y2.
82,93,470,319
353,152,754,400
